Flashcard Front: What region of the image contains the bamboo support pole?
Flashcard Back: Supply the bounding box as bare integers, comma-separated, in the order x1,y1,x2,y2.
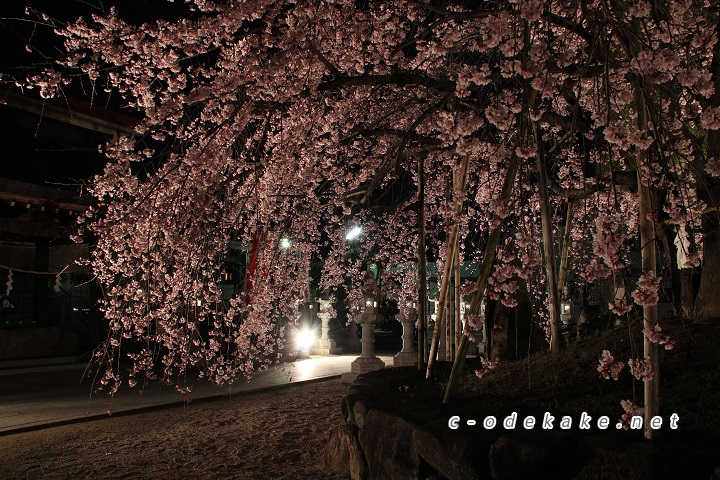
557,200,574,301
418,156,428,369
443,152,520,403
426,155,469,378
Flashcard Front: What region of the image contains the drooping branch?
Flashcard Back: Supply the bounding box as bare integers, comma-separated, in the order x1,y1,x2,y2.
356,94,453,206
443,150,521,404
557,200,575,303
318,69,454,93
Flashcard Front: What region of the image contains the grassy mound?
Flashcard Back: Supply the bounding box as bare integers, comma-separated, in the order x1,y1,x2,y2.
447,318,720,432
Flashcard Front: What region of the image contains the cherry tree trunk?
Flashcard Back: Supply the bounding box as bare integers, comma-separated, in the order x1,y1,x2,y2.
533,124,562,353
695,216,720,321
695,23,720,322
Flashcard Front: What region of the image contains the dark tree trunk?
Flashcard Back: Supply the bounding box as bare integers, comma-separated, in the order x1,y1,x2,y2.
695,216,720,322
695,15,720,323
490,291,533,361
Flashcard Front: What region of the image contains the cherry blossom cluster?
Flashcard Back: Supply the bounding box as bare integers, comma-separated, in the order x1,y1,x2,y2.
643,325,676,351
631,271,662,307
597,350,625,381
628,356,654,382
592,215,628,271
12,0,720,391
474,357,498,380
618,399,645,430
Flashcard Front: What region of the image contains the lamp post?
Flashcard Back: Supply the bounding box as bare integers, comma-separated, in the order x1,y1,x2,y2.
561,301,572,326
292,298,316,359
560,287,573,344
393,300,417,366
342,269,385,384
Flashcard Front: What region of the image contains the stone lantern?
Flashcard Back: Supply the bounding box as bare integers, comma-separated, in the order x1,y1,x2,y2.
342,270,385,384
392,300,417,367
312,296,340,356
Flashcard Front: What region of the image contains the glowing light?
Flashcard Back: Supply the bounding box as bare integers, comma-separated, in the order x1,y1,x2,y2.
295,327,316,351
294,358,316,379
280,238,292,249
346,225,362,240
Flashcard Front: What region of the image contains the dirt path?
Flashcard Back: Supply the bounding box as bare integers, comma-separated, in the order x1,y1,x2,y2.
0,379,350,480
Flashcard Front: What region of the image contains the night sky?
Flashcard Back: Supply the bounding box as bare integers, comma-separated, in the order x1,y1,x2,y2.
0,1,195,75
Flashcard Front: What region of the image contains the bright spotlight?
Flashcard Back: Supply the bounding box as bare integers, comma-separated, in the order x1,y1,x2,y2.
295,327,316,352
280,238,292,249
346,225,362,241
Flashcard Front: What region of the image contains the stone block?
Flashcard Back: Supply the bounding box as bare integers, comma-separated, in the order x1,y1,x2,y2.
351,356,385,374
358,407,423,480
392,351,417,367
414,419,494,480
574,436,670,480
325,424,368,480
489,432,592,480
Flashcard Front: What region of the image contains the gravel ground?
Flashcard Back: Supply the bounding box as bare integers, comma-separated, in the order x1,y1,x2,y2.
0,379,350,480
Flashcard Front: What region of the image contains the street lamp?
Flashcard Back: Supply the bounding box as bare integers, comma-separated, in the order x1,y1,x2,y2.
295,326,317,353
345,225,362,241
559,286,572,326
561,301,572,326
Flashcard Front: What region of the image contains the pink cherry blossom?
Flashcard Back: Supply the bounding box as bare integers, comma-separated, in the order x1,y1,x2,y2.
598,350,625,381
631,271,661,307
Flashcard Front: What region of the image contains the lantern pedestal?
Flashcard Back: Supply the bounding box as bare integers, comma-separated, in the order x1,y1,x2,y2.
342,273,385,384
342,316,385,384
393,304,417,367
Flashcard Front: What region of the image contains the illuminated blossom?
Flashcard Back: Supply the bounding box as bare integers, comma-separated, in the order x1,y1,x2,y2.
598,350,625,381
628,356,653,381
474,358,498,379
619,399,644,430
643,324,676,351
631,271,661,307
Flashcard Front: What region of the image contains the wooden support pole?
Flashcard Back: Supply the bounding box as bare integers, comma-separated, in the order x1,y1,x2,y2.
533,122,562,354
418,156,428,370
454,232,462,356
630,18,659,441
443,152,520,403
636,86,659,441
557,200,574,301
427,155,469,378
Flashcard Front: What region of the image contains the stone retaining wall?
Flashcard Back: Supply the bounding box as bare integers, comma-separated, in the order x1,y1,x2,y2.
325,367,720,480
